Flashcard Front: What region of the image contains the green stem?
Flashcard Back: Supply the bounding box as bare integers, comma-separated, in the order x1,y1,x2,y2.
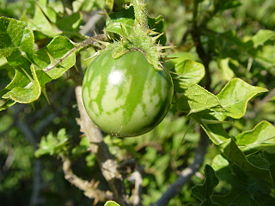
132,0,148,31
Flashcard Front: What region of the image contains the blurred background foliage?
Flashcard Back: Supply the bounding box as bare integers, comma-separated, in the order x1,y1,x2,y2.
0,0,274,205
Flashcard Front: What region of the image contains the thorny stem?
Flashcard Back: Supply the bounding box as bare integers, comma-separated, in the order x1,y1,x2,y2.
75,86,129,206
43,35,106,72
61,155,112,203
132,0,148,32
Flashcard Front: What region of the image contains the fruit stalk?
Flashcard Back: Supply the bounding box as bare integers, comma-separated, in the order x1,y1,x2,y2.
132,0,148,32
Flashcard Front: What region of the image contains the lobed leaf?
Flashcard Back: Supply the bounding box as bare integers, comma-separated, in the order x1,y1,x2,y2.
105,7,135,37
236,121,275,153
192,165,219,206
222,139,273,184
29,2,60,36
0,17,34,58
44,36,76,79
176,84,220,114
35,128,69,157
252,30,275,48
174,60,205,87
56,12,83,32
201,123,230,145
217,78,267,119
2,65,41,103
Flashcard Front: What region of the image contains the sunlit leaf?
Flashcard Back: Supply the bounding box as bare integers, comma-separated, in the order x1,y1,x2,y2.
2,65,41,103
104,200,120,206
217,78,267,119
35,128,69,157
0,17,34,58
236,121,275,153
252,30,275,48
45,36,76,79
176,84,220,114
174,60,205,87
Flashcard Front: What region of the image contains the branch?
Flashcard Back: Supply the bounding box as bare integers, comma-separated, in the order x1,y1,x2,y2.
43,35,107,72
151,128,208,206
129,170,143,206
75,86,129,206
61,155,111,204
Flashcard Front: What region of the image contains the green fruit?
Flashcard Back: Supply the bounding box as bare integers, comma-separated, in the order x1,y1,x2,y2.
82,49,173,137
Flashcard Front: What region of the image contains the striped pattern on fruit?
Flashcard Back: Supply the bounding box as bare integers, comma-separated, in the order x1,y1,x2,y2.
82,50,174,137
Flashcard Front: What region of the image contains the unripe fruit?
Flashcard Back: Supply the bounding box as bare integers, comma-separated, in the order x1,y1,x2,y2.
82,49,173,137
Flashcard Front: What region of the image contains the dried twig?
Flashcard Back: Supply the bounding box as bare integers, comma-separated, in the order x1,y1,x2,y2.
61,155,112,204
75,86,129,206
151,128,208,206
129,170,143,206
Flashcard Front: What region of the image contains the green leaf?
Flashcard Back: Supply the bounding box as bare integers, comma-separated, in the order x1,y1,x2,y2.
56,13,83,32
0,99,15,111
192,165,219,206
252,30,275,48
202,122,273,184
104,200,120,206
35,128,69,157
105,0,114,11
236,121,275,153
0,17,34,58
174,60,205,88
219,58,235,81
45,36,76,79
211,155,275,206
5,69,29,90
37,0,57,23
2,65,41,103
201,123,230,145
148,15,166,45
211,154,229,171
222,139,273,184
217,78,267,119
215,0,241,11
176,84,220,114
106,7,166,43
105,7,134,37
30,3,60,36
72,0,96,12
72,136,90,156
256,45,275,66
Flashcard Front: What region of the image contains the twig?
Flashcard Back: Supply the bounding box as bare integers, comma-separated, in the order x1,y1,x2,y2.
75,86,129,206
43,35,106,72
61,155,112,204
129,170,143,206
151,128,208,206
